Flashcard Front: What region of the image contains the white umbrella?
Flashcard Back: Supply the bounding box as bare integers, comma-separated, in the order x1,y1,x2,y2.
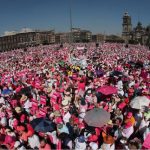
84,108,110,127
130,96,150,109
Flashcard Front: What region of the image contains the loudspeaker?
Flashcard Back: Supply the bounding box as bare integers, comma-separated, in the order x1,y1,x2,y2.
96,43,99,47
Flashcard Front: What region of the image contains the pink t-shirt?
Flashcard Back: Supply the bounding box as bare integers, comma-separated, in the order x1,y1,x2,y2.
78,82,85,91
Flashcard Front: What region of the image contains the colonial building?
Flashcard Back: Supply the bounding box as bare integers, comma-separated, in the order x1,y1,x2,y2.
0,30,55,51
130,22,148,44
72,28,81,43
72,28,92,43
146,25,150,46
106,35,124,43
92,34,105,43
55,32,70,43
80,30,92,42
55,28,92,43
122,12,150,45
122,12,132,42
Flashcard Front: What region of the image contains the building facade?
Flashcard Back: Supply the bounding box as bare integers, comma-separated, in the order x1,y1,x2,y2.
130,22,148,44
106,35,124,43
55,32,70,43
72,28,92,43
0,30,55,51
55,28,92,44
80,30,92,42
122,12,150,45
122,12,132,42
92,34,105,43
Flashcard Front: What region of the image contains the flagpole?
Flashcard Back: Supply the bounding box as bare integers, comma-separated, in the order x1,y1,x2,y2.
69,0,73,44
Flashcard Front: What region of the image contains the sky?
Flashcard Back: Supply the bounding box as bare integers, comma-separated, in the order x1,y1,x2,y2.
0,0,150,36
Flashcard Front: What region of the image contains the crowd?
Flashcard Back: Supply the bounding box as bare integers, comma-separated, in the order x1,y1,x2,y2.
0,42,150,150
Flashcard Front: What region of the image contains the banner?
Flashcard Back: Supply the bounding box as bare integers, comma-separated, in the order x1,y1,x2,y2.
70,56,87,68
77,46,85,50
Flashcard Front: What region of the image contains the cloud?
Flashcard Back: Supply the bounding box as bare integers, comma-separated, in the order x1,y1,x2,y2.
4,31,17,36
20,28,33,33
4,28,33,36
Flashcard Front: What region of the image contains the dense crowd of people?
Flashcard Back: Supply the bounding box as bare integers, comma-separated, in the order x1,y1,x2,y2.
0,42,150,150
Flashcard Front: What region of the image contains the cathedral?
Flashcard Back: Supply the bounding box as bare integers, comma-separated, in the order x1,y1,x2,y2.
122,12,150,45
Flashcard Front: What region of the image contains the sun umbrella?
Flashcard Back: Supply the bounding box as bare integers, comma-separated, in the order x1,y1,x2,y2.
1,89,12,96
97,86,117,95
30,118,56,133
110,71,123,77
130,96,150,110
135,61,143,68
84,108,110,127
19,86,32,96
96,70,104,77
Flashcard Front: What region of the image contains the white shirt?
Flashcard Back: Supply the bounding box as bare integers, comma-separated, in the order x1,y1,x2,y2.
139,119,149,130
118,90,124,96
28,134,40,149
75,139,86,150
122,126,134,138
63,112,71,124
47,131,58,144
117,80,123,90
129,81,135,88
17,146,26,150
24,100,32,109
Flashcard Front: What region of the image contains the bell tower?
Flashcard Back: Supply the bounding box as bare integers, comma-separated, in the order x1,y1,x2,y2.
122,12,132,42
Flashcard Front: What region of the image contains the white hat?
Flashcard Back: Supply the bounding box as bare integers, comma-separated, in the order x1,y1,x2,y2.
64,96,71,102
87,90,92,94
1,117,7,126
89,142,98,150
62,99,69,106
0,97,5,104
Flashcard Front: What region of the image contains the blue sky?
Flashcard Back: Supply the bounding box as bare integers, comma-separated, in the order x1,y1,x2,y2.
0,0,150,36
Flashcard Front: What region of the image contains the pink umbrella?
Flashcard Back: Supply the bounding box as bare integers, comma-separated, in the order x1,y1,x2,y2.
97,85,117,95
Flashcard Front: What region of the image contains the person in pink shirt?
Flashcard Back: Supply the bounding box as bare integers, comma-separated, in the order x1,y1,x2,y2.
78,79,85,92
